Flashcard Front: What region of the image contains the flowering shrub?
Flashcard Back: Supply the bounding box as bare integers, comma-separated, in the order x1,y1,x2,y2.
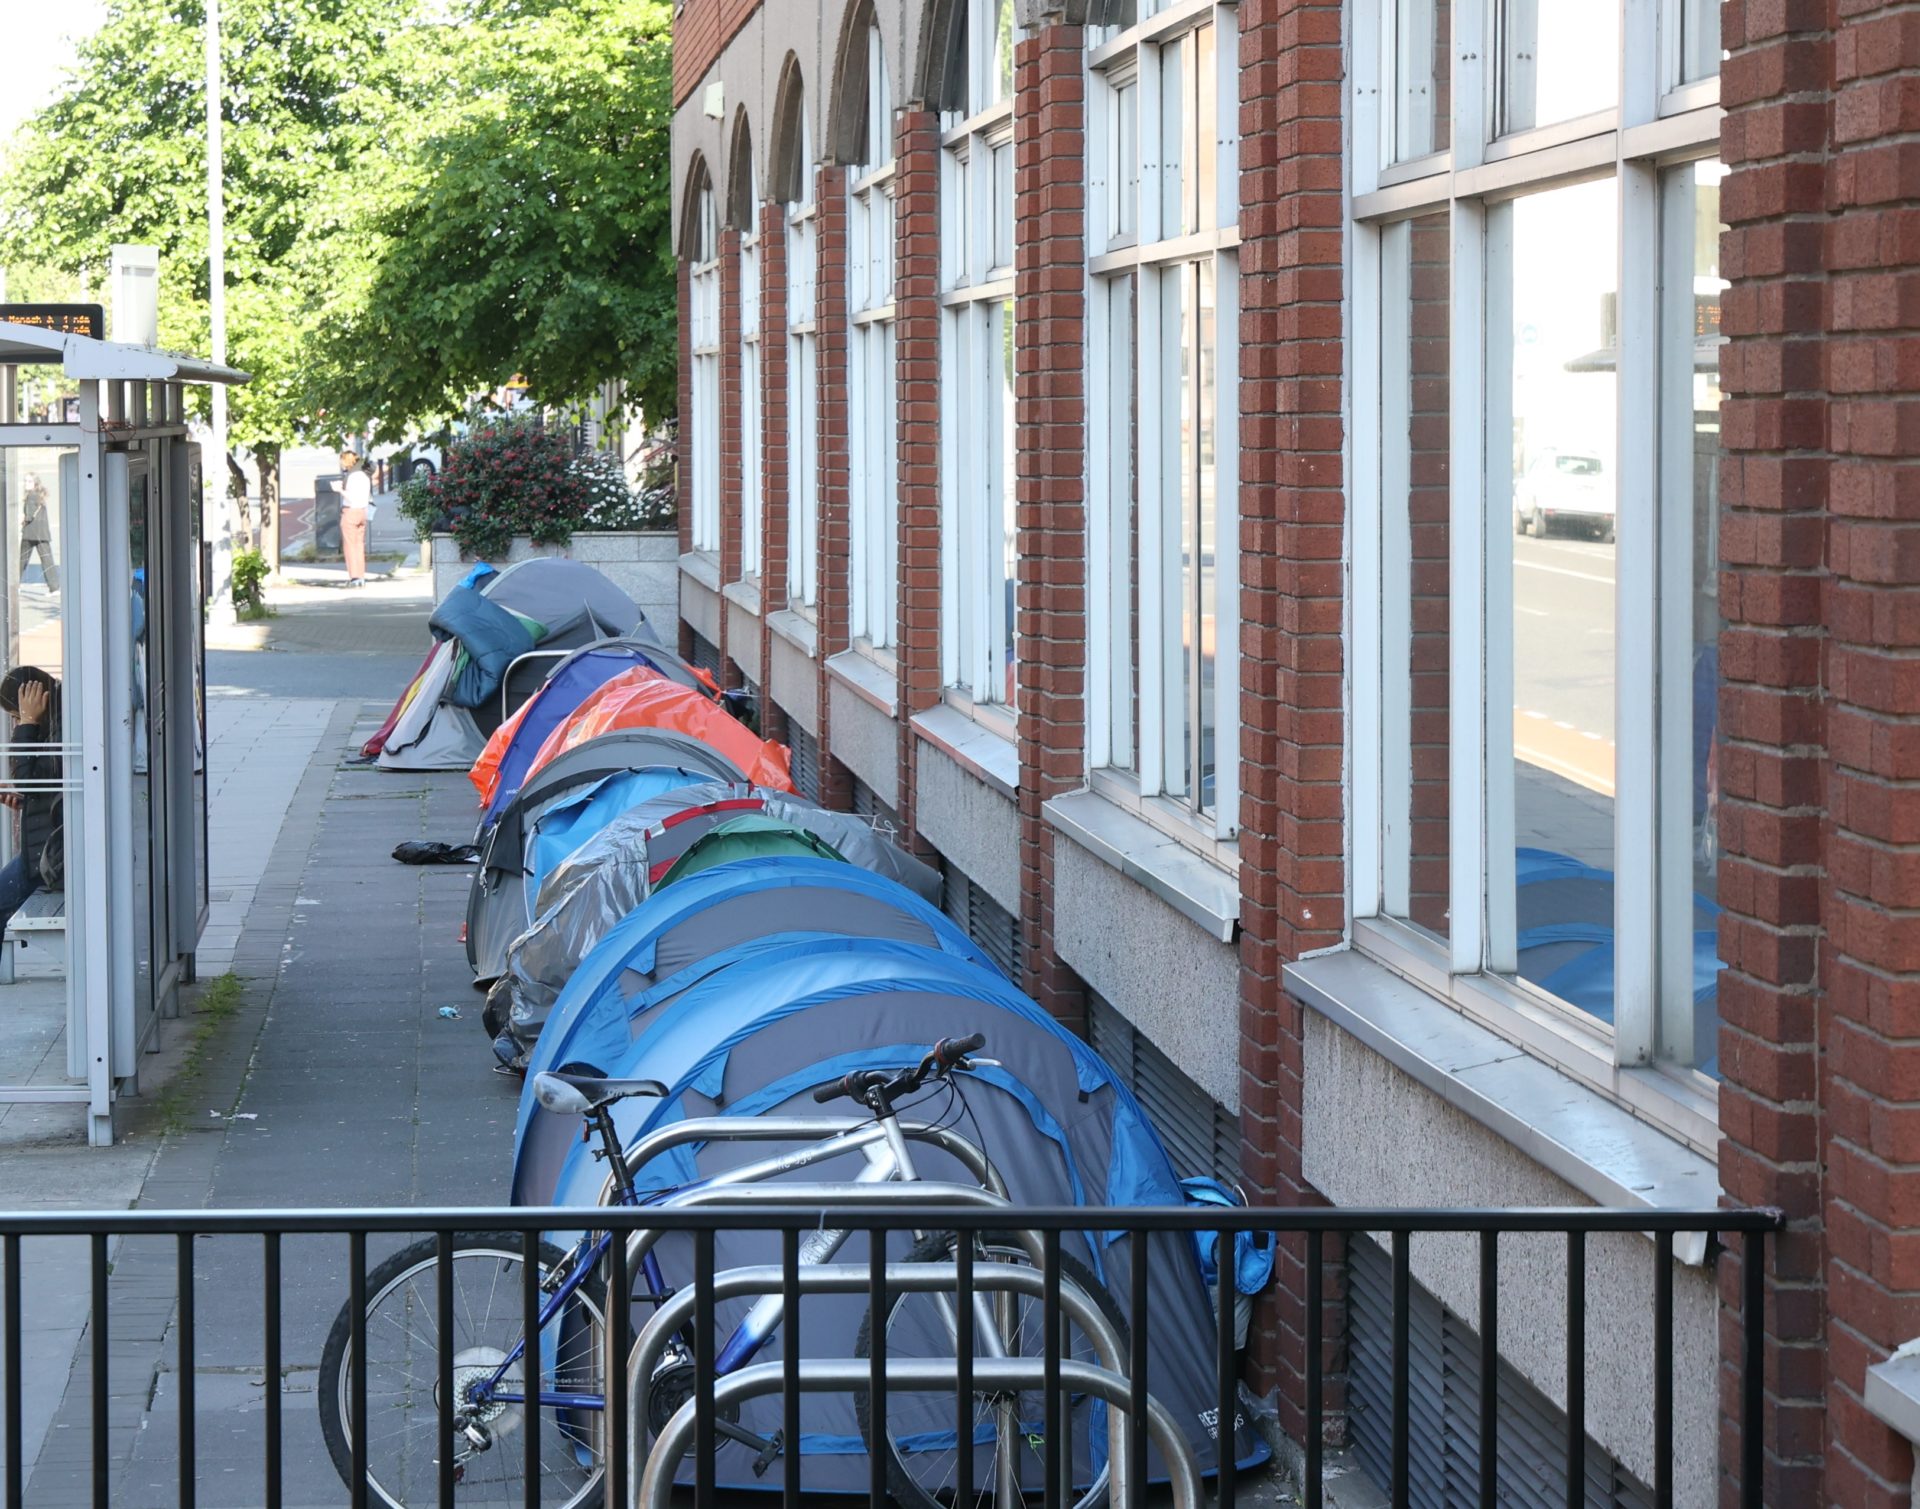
394,416,672,558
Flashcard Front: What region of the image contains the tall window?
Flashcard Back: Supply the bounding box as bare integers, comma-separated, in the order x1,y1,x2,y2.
1086,3,1240,838
738,155,763,579
848,24,898,651
1350,0,1726,1124
939,0,1016,709
688,178,721,554
786,111,820,610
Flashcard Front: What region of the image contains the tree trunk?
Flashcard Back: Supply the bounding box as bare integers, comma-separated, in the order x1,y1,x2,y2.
224,451,252,552
255,445,282,571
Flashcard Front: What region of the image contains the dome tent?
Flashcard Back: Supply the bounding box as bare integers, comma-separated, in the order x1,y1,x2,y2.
518,937,1264,1493
464,731,749,983
526,666,793,792
509,858,994,1190
487,788,940,1046
370,559,646,771
649,814,846,890
470,639,719,829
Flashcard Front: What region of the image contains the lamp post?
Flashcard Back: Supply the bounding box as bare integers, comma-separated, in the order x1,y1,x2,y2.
205,0,234,621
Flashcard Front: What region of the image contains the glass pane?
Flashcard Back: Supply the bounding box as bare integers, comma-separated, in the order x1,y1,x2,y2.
1195,259,1218,813
1505,178,1618,1020
992,141,1014,270
1667,160,1726,1074
1107,274,1140,772
1114,80,1139,241
1169,263,1199,801
129,469,155,1018
1680,0,1721,83
991,0,1014,106
1501,0,1618,134
1394,0,1451,159
1193,24,1217,234
999,298,1018,702
1388,213,1453,939
0,448,71,1002
1160,34,1185,237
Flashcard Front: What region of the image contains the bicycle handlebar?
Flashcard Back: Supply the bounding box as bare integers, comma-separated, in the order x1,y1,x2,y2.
811,1035,987,1107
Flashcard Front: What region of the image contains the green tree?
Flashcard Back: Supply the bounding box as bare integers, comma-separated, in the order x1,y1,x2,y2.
0,0,426,516
307,0,678,440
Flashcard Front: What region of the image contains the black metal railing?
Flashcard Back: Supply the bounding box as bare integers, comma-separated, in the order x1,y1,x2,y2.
0,1203,1781,1509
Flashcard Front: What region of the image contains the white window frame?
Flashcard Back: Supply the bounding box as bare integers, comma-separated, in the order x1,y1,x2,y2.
849,23,899,653
939,0,1018,715
1347,0,1725,1149
786,115,819,612
688,181,722,556
739,181,763,581
1086,0,1241,847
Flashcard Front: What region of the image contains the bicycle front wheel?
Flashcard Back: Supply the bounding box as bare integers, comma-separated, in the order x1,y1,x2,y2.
854,1232,1128,1509
318,1231,606,1509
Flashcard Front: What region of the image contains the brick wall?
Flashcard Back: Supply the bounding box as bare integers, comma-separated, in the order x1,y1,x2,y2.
1716,0,1832,1500
894,107,944,849
1013,23,1090,1026
673,0,761,106
1235,0,1348,1434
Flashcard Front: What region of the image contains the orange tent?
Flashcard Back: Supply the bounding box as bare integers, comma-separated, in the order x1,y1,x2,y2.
524,668,794,793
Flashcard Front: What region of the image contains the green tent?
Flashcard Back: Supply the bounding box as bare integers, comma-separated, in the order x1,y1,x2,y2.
652,814,847,891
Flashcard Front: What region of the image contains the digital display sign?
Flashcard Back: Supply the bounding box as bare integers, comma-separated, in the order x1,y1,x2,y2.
0,304,105,341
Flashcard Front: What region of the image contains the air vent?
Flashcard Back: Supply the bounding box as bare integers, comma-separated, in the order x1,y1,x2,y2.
787,719,821,803
941,863,1021,982
1347,1235,1654,1509
1086,993,1239,1186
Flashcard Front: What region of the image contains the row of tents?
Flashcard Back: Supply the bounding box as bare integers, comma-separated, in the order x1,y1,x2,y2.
370,558,1267,1492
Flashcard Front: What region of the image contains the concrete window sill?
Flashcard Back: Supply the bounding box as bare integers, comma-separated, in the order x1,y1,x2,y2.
767,608,818,659
1285,948,1722,1263
911,703,1018,801
826,648,898,718
1044,788,1238,943
721,578,761,617
677,550,720,592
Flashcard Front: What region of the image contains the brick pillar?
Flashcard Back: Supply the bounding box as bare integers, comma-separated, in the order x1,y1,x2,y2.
895,108,943,854
1716,0,1831,1502
759,199,790,692
1010,22,1089,1026
716,226,743,679
813,166,853,811
1235,0,1347,1429
676,257,696,661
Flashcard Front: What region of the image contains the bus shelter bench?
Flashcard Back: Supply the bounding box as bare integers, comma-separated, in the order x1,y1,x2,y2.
1,889,66,983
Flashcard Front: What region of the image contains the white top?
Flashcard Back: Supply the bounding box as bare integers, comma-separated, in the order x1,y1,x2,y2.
341,470,372,511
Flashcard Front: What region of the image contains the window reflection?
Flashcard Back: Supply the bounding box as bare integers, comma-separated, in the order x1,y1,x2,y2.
1500,0,1619,133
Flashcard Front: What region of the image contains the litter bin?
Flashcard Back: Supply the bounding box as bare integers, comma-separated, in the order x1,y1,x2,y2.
314,474,343,556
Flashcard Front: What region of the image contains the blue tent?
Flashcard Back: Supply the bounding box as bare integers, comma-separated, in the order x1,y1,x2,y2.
479,640,714,832
513,857,996,1180
518,935,1262,1490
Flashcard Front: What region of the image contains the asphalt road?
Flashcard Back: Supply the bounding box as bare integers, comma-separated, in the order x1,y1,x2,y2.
1512,530,1616,798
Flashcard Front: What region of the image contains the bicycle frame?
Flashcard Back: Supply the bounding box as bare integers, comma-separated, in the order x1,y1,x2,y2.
470,1113,948,1413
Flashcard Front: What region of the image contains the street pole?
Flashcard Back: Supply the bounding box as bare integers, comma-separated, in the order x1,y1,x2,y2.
205,0,235,623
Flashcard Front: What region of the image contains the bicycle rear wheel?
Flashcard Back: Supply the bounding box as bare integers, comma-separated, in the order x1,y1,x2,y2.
854,1232,1128,1509
318,1231,606,1509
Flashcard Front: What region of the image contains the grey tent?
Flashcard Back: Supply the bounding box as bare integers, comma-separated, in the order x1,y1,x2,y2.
516,937,1265,1493
466,733,750,983
489,785,942,1051
376,559,646,769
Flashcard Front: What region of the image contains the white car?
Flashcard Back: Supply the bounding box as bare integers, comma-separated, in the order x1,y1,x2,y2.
1514,450,1615,543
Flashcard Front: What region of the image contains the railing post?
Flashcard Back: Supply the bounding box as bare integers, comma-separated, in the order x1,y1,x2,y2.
176,1233,195,1509
1743,1229,1765,1509
1478,1230,1497,1508
1565,1229,1585,1509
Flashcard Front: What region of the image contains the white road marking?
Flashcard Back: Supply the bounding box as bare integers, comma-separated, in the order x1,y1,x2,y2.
1515,558,1616,585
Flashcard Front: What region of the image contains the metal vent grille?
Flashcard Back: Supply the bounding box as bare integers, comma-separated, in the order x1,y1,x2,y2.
848,776,903,843
1086,993,1239,1186
688,631,721,679
786,720,821,803
1347,1236,1654,1509
941,864,1021,982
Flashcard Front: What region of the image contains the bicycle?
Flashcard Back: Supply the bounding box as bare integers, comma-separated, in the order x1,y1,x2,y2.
317,1033,1128,1509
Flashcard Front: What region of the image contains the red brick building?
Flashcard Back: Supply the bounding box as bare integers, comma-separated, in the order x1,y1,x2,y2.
671,0,1920,1500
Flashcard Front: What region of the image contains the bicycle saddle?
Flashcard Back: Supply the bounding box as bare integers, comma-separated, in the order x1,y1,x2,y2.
532,1068,668,1116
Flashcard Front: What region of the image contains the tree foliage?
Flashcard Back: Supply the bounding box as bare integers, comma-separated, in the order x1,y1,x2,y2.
308,0,678,441
0,0,423,455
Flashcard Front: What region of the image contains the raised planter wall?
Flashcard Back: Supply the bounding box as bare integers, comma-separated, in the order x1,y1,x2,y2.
427,531,679,637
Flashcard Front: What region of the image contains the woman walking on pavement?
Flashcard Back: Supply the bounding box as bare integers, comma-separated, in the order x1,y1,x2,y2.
19,476,57,594
339,447,371,587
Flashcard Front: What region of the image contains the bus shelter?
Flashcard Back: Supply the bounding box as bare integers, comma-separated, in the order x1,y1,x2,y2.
0,320,245,1145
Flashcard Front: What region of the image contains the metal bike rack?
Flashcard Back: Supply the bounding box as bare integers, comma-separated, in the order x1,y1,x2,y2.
593,1115,1010,1209
625,1259,1136,1504
601,1181,1027,1455
638,1357,1203,1509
